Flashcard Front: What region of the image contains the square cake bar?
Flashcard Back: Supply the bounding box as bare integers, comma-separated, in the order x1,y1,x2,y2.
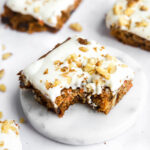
106,0,150,51
1,0,81,33
19,36,134,117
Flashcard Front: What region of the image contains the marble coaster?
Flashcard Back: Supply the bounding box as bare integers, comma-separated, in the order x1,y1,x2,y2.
20,47,147,145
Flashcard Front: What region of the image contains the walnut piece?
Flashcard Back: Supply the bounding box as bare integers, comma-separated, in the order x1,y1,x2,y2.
113,4,123,15
2,53,12,60
135,20,148,27
0,84,6,92
96,67,110,80
79,47,88,52
69,23,83,32
0,69,5,79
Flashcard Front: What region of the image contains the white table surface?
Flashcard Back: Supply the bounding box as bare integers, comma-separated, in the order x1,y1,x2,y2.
0,0,149,150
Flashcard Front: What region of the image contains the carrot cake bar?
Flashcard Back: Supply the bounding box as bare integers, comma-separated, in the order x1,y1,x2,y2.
18,36,134,117
0,120,22,150
1,0,81,33
106,0,150,51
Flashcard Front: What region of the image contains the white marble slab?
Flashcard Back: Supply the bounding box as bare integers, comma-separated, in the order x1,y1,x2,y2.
20,47,146,145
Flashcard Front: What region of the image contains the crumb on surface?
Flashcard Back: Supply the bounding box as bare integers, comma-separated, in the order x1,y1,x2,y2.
0,84,6,92
0,69,5,79
0,141,4,147
0,112,3,119
69,23,83,32
2,52,12,60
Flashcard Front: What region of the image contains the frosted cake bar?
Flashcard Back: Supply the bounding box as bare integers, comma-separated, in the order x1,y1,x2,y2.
19,36,134,117
1,0,81,33
106,0,150,51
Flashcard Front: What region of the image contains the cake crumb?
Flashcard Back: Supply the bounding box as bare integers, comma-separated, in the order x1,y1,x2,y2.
19,118,25,124
69,23,83,32
0,141,4,147
0,112,3,119
2,53,12,60
0,84,6,92
140,5,148,11
0,69,5,79
79,47,88,52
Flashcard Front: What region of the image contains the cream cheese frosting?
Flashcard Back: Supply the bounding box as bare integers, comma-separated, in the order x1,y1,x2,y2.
106,0,150,40
22,36,134,108
0,120,22,150
6,0,75,27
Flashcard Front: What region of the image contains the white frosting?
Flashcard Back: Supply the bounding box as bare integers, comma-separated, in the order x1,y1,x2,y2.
106,0,150,40
23,36,134,108
6,0,75,27
0,120,22,150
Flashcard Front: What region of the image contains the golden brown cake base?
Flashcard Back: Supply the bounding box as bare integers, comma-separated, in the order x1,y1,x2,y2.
1,0,81,33
19,72,132,117
110,26,150,51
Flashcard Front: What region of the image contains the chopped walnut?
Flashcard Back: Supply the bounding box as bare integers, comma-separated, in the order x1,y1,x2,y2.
54,79,61,87
43,68,48,74
118,17,131,28
96,60,103,66
0,69,4,79
2,53,12,60
79,47,88,52
61,72,69,77
75,61,82,68
127,0,140,7
61,66,68,72
107,63,117,74
136,20,148,27
45,80,53,89
54,60,63,66
0,112,3,119
66,54,77,64
69,23,83,32
140,5,148,11
124,8,134,16
105,54,117,61
0,84,6,92
113,4,123,15
93,47,97,52
100,46,105,51
96,67,110,80
34,7,40,13
0,141,4,147
83,63,95,75
77,38,89,45
19,118,25,124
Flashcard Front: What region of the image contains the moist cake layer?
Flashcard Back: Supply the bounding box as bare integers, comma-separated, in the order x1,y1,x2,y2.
106,0,150,41
0,120,22,150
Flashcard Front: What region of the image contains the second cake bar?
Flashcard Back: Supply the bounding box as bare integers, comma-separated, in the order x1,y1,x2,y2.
1,0,82,33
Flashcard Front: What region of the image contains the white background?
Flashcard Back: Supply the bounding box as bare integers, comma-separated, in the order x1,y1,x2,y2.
0,0,150,149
